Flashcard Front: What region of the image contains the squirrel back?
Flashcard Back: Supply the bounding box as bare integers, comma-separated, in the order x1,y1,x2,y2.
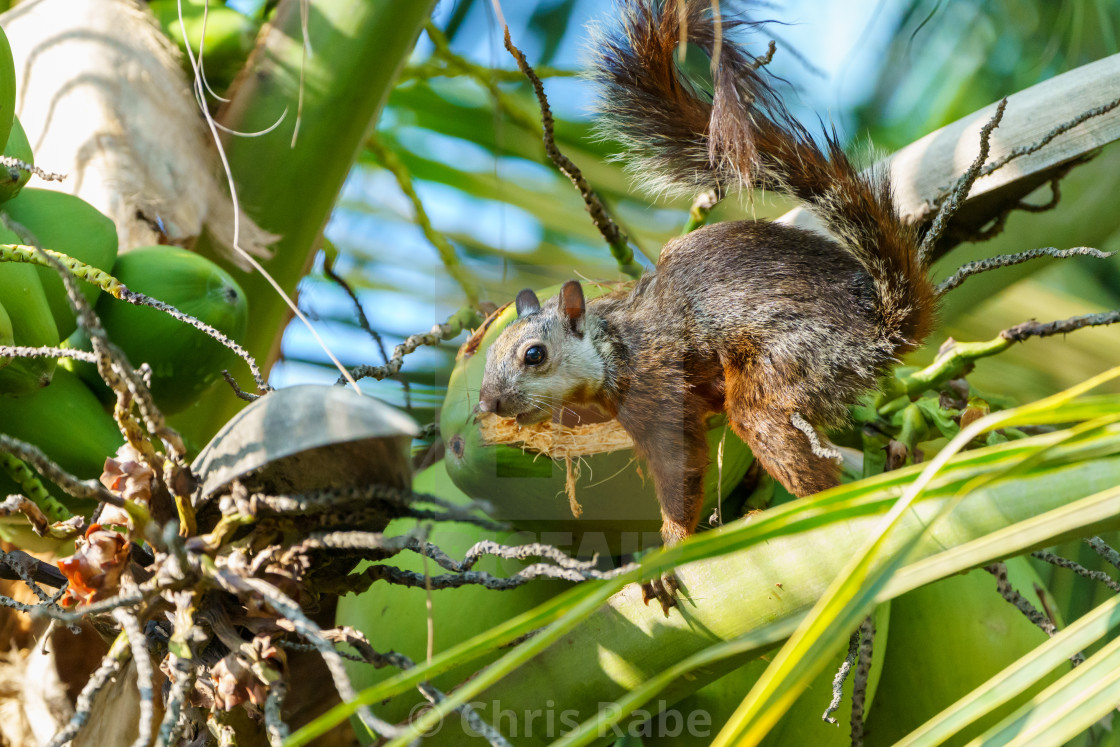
588,0,936,350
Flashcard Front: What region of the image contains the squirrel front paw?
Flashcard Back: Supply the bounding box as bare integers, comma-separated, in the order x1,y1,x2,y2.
641,571,681,616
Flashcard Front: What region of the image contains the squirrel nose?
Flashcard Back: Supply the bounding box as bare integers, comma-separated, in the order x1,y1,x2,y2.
477,395,500,414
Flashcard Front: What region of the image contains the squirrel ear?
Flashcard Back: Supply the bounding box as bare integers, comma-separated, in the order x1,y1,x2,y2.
515,289,540,317
560,280,585,335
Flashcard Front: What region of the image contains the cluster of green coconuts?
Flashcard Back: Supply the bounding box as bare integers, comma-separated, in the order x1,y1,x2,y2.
0,19,248,529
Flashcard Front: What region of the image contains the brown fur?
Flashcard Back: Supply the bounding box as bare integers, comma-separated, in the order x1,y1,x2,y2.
479,1,938,559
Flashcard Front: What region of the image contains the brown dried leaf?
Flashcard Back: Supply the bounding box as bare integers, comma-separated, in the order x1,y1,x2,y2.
100,444,155,505
58,525,129,607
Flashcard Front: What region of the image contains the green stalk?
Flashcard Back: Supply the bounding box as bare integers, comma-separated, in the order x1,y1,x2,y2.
176,0,438,444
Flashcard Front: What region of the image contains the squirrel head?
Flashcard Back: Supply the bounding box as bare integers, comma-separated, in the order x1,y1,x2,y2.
478,280,606,425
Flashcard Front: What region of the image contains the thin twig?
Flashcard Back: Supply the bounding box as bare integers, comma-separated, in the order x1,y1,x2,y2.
850,615,875,747
323,248,389,366
0,344,99,363
404,507,507,531
341,307,480,385
119,288,269,395
290,533,611,578
502,27,640,277
1001,309,1120,343
366,135,480,305
264,678,290,747
209,566,403,740
114,607,156,747
822,628,859,724
322,626,413,669
1032,550,1120,593
921,95,1120,250
402,59,576,84
216,484,499,531
947,159,1078,247
883,308,1120,411
1084,536,1120,571
979,95,1120,179
275,639,369,663
356,557,632,591
423,21,549,134
0,593,42,614
0,156,64,182
0,547,68,597
156,655,195,747
38,589,149,624
985,563,1055,634
919,99,1007,261
985,562,1084,665
321,253,412,409
221,369,260,402
418,682,513,747
938,247,1112,295
0,434,121,505
1013,175,1065,213
311,623,511,747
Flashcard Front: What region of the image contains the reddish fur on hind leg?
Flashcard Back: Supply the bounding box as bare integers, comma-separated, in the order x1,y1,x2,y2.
734,412,841,496
723,367,841,497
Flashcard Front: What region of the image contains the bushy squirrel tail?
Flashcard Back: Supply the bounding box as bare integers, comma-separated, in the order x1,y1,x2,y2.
589,0,936,348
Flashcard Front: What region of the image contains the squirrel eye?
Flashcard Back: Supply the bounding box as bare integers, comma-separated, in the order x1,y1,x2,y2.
524,345,546,366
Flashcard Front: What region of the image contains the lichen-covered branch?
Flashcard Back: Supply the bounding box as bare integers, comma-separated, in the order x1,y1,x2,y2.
1032,550,1120,594
881,306,1120,411
919,99,1007,261
937,246,1112,295
0,434,120,505
502,28,641,278
342,306,482,384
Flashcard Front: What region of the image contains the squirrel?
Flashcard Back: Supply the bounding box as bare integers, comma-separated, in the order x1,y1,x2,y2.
477,0,938,613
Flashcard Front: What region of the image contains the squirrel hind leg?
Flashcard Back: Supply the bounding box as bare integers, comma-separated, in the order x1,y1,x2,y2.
722,370,841,497
734,411,841,497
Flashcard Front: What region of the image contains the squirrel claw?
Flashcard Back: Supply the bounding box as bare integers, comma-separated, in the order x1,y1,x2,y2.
641,572,680,617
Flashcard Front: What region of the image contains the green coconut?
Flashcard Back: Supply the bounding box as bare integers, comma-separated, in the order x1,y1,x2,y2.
0,367,122,549
0,115,35,204
65,246,248,414
4,188,119,340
